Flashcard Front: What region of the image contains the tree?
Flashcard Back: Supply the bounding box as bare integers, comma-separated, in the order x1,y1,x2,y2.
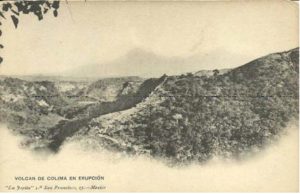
213,69,219,76
0,0,60,64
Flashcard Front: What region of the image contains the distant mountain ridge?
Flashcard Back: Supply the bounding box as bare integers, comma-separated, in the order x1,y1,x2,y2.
66,48,249,78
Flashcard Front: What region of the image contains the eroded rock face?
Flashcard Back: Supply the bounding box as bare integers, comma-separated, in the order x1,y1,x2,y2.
84,77,144,102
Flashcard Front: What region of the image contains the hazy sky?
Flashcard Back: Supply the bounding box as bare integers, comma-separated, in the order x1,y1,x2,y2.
0,0,298,77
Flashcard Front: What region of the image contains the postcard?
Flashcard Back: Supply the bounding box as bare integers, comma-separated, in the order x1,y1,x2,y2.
0,0,299,192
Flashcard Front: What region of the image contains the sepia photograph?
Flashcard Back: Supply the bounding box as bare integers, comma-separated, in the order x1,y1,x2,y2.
0,0,299,192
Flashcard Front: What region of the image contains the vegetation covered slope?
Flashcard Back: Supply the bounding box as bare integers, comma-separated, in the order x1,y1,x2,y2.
82,48,299,163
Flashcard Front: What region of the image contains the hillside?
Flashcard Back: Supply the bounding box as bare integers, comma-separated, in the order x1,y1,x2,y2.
73,47,299,163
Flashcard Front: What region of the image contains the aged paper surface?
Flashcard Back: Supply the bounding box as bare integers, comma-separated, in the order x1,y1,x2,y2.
0,0,299,192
